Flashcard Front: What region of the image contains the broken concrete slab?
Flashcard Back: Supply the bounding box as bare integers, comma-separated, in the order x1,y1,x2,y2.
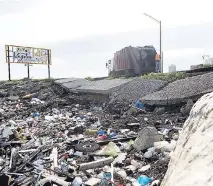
142,72,213,106
55,78,131,94
54,78,166,104
161,92,213,186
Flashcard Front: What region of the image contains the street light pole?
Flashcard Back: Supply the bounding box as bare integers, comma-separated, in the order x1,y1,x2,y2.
144,13,163,72
160,20,162,72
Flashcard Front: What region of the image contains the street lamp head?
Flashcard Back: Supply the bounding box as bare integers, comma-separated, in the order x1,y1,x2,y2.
143,13,160,23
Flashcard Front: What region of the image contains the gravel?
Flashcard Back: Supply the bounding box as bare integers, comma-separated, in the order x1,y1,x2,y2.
109,78,166,103
142,72,213,105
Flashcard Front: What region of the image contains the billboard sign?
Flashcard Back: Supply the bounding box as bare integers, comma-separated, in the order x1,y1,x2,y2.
5,45,51,65
5,45,52,80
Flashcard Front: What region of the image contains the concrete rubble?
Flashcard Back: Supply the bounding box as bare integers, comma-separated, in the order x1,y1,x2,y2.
0,78,190,186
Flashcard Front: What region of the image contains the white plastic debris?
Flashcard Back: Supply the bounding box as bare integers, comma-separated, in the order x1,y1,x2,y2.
72,177,83,186
31,98,45,105
144,118,148,121
172,134,179,140
132,181,141,186
113,153,127,164
144,151,153,159
154,141,169,150
87,112,92,116
147,147,156,153
3,126,14,138
125,165,137,171
117,169,127,179
94,119,101,127
8,120,16,126
74,151,83,157
150,179,160,186
45,116,55,121
139,164,151,172
85,178,101,186
120,129,130,133
131,159,140,167
154,140,176,153
103,165,111,173
119,142,131,151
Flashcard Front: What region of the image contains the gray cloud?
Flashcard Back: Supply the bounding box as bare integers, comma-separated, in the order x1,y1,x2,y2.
0,0,39,15
46,22,213,75
1,22,213,80
49,22,213,58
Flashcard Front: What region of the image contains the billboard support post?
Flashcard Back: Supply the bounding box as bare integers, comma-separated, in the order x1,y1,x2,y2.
8,62,11,81
5,45,11,81
25,64,30,79
28,64,30,79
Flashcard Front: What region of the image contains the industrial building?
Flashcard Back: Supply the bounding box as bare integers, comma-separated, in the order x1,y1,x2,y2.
168,64,176,72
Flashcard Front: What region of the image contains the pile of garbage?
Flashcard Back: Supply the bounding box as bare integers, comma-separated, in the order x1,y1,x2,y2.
0,79,185,186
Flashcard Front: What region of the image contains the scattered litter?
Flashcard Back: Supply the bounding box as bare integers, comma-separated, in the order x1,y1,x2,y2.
0,79,185,186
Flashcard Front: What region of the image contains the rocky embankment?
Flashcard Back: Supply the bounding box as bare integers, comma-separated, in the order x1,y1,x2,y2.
161,92,213,186
142,72,213,106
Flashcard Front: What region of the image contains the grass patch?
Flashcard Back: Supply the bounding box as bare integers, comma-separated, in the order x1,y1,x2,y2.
141,72,188,83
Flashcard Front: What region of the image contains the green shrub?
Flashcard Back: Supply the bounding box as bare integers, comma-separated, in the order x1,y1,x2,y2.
86,76,94,81
141,72,188,82
202,64,213,68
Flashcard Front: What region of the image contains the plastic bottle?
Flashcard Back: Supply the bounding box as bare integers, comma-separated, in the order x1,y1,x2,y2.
72,177,83,186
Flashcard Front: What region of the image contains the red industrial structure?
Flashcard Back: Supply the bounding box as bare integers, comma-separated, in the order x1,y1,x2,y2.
107,45,157,77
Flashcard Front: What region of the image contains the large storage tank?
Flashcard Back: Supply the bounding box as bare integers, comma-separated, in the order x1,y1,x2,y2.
110,45,157,77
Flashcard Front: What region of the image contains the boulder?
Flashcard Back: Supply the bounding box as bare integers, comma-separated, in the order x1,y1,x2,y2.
180,99,194,116
161,92,213,186
133,127,161,151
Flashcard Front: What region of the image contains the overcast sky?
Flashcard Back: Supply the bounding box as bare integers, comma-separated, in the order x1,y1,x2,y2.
0,0,213,80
